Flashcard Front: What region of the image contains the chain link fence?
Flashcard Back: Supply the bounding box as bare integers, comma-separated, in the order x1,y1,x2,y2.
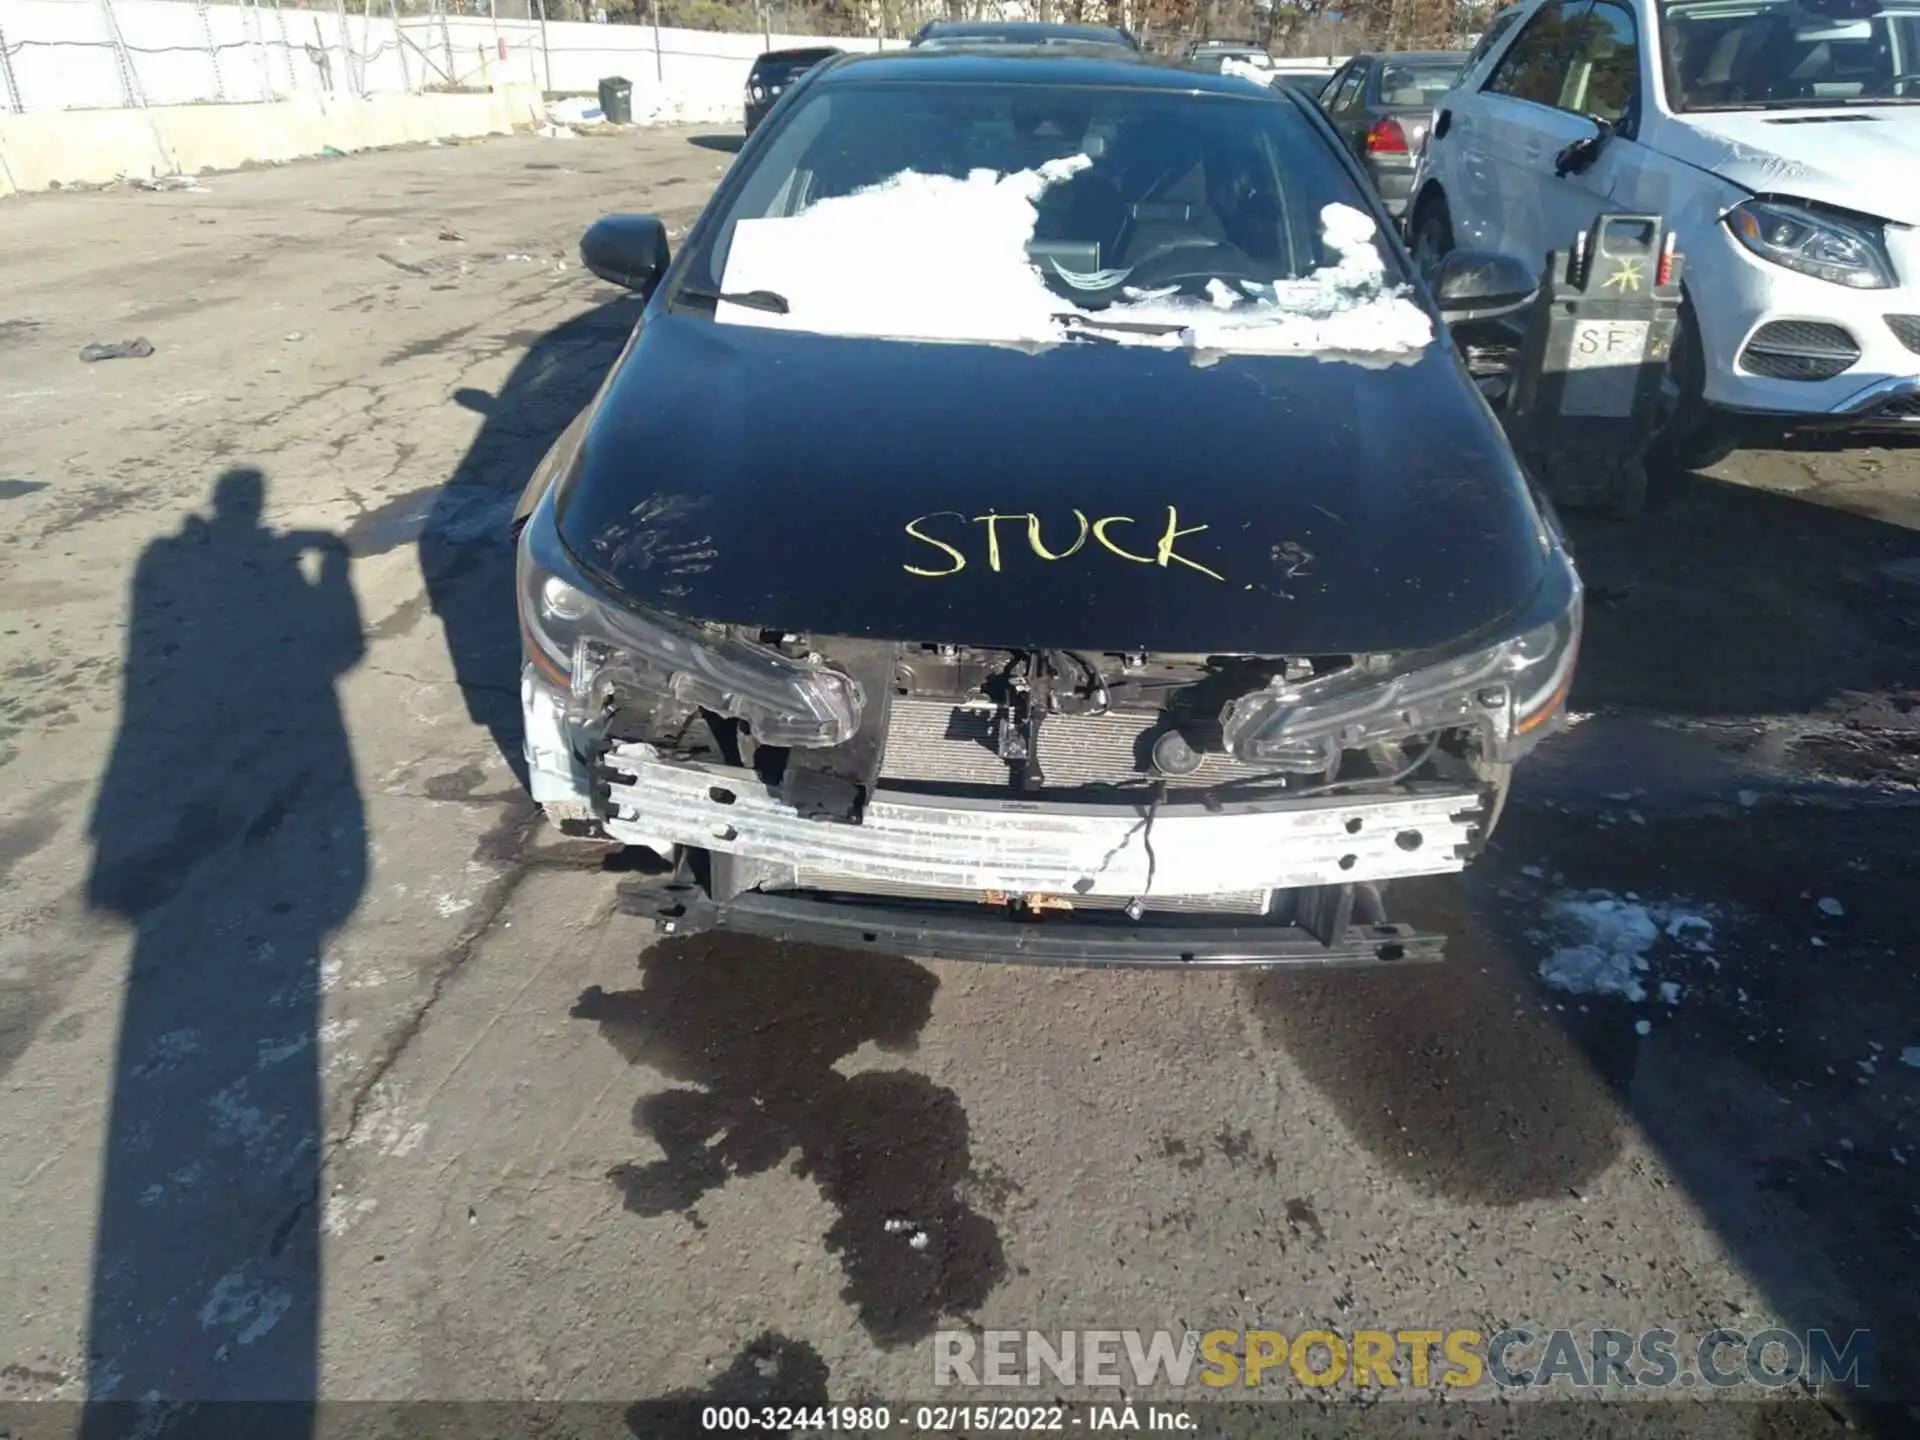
0,0,931,109
0,0,1494,113
0,0,436,109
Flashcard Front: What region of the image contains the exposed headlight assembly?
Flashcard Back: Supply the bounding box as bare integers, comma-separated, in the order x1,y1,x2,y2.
1219,561,1582,772
517,492,863,749
1727,199,1895,290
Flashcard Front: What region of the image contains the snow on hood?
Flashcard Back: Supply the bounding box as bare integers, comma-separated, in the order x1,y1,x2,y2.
713,157,1435,362
1662,110,1920,227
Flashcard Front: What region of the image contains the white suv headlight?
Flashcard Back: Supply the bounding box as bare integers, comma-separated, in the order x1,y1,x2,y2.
1727,199,1895,290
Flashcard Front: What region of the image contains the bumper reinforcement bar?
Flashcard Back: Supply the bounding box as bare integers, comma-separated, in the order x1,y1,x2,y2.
616,877,1447,969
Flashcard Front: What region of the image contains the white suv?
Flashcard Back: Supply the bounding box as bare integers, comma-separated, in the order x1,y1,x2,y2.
1408,0,1920,466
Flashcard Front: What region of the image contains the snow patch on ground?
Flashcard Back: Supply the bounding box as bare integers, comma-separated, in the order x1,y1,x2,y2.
198,1267,292,1346
323,1193,379,1238
132,1028,204,1079
208,1079,280,1154
256,1034,310,1069
716,160,1432,360
546,96,605,126
1536,890,1718,1002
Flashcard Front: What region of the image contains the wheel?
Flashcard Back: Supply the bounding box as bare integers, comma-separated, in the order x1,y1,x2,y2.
1649,295,1742,472
1407,192,1454,284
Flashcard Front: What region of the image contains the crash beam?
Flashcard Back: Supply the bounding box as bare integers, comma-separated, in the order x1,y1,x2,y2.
597,743,1488,899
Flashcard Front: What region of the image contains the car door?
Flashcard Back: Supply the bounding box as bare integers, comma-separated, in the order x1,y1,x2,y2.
1534,0,1651,253
1324,62,1372,158
1473,0,1591,263
1432,1,1545,251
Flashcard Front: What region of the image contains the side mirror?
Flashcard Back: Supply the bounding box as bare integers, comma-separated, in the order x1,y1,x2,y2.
1430,249,1539,325
1554,117,1614,177
580,213,671,294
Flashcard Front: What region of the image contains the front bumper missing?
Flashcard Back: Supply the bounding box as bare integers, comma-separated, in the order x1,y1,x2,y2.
597,742,1489,901
617,877,1446,968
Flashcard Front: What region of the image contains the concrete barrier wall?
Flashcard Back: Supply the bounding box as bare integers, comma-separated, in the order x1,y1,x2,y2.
427,16,889,123
0,85,547,195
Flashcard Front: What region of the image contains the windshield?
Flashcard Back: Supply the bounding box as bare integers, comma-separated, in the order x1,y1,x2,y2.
1378,59,1467,102
1661,0,1920,108
678,80,1433,358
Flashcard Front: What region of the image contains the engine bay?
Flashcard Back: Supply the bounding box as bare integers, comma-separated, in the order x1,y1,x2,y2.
584,633,1495,826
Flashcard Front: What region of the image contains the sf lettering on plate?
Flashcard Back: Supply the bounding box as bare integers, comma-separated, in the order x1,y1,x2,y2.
903,506,1227,584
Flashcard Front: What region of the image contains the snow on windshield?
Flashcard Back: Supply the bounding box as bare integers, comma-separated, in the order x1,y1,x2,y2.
712,157,1434,362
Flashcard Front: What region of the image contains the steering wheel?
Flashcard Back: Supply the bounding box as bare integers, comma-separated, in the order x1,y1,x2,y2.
1119,241,1274,295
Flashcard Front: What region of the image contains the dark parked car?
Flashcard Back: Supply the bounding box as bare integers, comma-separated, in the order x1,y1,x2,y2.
1182,38,1270,72
1267,63,1340,95
1316,51,1465,216
521,48,1581,967
911,20,1138,50
744,46,840,134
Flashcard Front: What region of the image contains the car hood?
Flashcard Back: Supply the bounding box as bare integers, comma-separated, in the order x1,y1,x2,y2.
555,314,1548,656
1662,109,1920,225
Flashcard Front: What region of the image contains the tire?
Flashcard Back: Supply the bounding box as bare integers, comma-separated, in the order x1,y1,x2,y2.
1407,192,1454,284
1612,455,1649,520
1649,296,1742,472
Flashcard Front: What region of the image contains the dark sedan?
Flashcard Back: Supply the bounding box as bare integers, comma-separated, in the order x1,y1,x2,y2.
743,46,840,134
910,20,1138,50
1182,38,1270,72
520,48,1580,968
1268,65,1339,95
1317,51,1465,216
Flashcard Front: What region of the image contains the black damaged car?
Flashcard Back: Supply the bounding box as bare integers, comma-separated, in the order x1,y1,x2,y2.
514,47,1582,968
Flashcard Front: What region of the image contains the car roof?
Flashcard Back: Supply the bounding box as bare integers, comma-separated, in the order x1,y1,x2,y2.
817,47,1286,95
1359,49,1469,65
753,46,841,63
916,20,1132,43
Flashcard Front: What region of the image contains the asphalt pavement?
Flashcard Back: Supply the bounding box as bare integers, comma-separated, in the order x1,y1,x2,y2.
1,127,1918,1438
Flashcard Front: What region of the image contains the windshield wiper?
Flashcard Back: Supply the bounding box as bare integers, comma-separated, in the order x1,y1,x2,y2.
1056,313,1187,337
677,287,791,314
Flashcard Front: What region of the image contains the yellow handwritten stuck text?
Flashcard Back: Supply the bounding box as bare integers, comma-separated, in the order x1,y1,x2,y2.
904,506,1226,583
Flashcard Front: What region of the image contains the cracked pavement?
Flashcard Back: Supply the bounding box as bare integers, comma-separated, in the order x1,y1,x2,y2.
2,129,1919,1435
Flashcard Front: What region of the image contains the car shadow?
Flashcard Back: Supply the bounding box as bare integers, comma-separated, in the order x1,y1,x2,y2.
414,295,641,787
572,932,1007,1347
80,467,366,1433
1260,471,1920,1423
1561,468,1920,718
1249,870,1627,1207
688,133,744,153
